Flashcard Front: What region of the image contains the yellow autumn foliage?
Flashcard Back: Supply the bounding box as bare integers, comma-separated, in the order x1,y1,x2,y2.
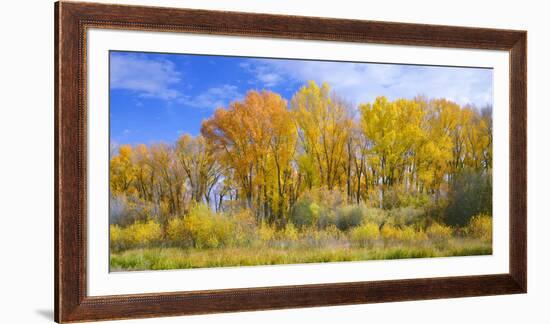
426,223,453,243
466,213,492,242
110,220,162,251
350,222,380,247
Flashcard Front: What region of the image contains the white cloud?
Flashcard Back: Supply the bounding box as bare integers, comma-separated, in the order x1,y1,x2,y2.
243,58,493,108
240,61,284,87
111,53,241,110
179,85,243,110
110,53,182,100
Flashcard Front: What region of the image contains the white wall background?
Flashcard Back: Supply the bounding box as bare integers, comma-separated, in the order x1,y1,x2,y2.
0,0,547,323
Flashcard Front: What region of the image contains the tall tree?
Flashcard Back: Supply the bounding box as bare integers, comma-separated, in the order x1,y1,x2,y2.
359,97,424,206
202,90,296,223
176,134,222,205
291,81,351,190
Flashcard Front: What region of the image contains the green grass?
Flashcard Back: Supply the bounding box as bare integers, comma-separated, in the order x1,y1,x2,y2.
110,239,492,271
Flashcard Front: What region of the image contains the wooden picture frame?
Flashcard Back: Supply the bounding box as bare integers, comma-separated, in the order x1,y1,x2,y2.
55,1,527,322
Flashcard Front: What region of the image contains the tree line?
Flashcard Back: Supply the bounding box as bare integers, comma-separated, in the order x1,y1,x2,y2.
110,80,492,231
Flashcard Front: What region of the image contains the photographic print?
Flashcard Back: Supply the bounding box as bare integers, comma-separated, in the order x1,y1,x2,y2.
55,5,527,321
109,51,493,272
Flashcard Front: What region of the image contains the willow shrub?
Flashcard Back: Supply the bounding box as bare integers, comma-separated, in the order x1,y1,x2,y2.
378,224,430,245
388,207,426,226
350,222,380,247
361,207,388,226
166,217,191,247
466,213,492,242
402,226,429,243
298,224,342,248
167,206,259,248
281,223,299,242
380,224,401,243
110,194,155,226
231,209,258,246
258,221,277,244
181,204,235,249
110,220,162,251
110,225,125,251
426,222,453,244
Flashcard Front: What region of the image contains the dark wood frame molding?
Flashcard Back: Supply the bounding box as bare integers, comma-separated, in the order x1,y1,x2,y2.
55,1,527,322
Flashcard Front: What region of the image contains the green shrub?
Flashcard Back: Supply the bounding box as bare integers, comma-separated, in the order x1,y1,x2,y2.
334,204,364,230
361,207,389,226
381,187,431,209
466,213,492,242
289,188,344,229
399,192,431,208
350,222,380,247
389,207,425,226
445,169,492,226
381,187,403,209
289,200,321,228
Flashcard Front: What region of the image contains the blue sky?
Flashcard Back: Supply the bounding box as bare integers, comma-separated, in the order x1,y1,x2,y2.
110,51,493,146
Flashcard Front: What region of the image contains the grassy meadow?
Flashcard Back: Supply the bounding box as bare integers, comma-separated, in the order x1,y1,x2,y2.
110,195,492,271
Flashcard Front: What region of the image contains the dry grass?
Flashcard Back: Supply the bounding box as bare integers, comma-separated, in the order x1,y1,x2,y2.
110,238,491,271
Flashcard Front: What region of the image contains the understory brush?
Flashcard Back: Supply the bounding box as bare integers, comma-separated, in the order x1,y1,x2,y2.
110,198,493,270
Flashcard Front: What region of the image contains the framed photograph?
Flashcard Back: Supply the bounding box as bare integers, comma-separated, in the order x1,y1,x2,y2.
55,1,527,322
